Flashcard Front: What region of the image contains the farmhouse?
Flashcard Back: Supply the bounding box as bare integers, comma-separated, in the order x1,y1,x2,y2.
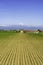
34,30,39,34
19,29,24,33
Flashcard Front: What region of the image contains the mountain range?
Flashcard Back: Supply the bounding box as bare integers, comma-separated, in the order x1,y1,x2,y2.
0,25,43,30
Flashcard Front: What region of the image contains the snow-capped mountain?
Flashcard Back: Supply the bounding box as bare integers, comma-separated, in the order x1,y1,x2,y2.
0,25,43,30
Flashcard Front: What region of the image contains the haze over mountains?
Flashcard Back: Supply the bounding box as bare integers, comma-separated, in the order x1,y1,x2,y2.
0,25,43,30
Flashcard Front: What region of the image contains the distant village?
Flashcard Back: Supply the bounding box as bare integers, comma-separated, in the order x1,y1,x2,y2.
14,29,43,33
0,29,43,34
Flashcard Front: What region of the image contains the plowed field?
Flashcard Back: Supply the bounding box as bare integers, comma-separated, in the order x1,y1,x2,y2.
0,32,43,65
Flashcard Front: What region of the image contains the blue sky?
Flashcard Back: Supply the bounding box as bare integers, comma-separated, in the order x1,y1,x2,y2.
0,0,43,26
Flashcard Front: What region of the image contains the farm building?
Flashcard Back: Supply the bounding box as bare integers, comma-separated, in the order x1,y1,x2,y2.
19,29,24,33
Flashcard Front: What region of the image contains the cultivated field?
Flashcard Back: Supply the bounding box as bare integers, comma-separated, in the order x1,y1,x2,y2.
0,31,43,65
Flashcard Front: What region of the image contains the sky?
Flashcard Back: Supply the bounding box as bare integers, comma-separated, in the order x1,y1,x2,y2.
0,0,43,26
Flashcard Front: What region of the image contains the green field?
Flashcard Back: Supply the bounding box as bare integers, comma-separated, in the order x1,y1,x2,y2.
0,31,43,65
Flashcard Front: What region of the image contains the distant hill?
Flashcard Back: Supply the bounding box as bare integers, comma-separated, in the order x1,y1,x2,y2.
0,25,43,30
